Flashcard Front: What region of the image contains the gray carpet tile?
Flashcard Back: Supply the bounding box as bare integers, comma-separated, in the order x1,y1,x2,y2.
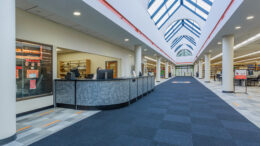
31,77,260,146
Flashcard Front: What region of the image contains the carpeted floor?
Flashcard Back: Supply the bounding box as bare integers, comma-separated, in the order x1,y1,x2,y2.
31,77,260,146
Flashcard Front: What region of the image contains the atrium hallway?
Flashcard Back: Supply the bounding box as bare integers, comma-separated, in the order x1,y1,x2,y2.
30,77,260,146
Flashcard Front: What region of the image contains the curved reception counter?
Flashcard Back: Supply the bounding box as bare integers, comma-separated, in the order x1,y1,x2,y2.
54,76,155,110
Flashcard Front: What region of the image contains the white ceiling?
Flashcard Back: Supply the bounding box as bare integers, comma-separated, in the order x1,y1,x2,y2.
16,0,260,66
197,0,260,63
16,0,167,62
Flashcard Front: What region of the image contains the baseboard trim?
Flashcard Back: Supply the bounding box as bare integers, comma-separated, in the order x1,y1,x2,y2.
0,134,16,145
222,90,234,93
17,105,54,117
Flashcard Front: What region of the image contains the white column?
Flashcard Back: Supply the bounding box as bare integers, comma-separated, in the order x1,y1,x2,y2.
156,57,161,82
195,63,198,77
170,64,173,77
135,45,142,76
53,46,58,79
204,54,211,83
199,60,203,79
193,63,196,77
173,65,175,76
142,57,147,76
222,35,234,93
0,0,16,144
165,62,169,78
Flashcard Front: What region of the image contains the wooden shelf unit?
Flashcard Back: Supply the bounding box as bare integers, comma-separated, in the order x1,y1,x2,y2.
59,59,91,79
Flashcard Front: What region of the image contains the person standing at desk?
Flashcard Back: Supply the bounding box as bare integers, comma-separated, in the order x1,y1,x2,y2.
93,67,102,79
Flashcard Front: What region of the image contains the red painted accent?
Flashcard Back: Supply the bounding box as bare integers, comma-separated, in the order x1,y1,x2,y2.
99,0,176,63
16,66,22,70
99,0,235,64
194,0,235,62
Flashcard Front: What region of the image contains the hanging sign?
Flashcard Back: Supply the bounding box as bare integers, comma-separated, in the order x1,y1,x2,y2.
235,70,247,80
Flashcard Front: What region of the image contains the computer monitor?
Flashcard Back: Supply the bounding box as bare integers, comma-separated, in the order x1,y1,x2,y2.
97,69,113,80
71,68,80,78
85,74,94,79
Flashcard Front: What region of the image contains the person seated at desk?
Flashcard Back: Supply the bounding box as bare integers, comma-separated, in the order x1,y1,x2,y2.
65,68,80,80
93,67,102,79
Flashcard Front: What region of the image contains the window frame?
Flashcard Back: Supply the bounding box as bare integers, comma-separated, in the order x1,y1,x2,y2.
16,39,53,101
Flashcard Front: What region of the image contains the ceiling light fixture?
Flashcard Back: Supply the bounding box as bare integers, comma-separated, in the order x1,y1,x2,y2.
235,26,241,30
145,56,156,62
234,50,260,60
211,33,260,61
144,48,148,51
235,56,260,63
217,42,222,45
235,60,257,64
73,11,81,16
246,16,254,20
124,38,129,42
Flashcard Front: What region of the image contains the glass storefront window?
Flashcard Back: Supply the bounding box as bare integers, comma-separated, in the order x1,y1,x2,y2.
16,40,53,99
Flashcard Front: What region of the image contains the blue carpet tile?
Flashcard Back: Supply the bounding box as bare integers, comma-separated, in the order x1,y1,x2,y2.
31,77,260,146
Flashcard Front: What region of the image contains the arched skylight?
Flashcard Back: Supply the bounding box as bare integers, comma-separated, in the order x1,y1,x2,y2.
165,19,201,42
148,0,213,29
171,35,196,49
176,49,192,57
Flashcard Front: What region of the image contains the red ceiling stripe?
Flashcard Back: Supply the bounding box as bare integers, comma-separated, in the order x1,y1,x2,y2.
194,0,235,62
99,0,177,64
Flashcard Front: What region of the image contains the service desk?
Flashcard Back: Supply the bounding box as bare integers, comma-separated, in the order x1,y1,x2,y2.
54,76,155,110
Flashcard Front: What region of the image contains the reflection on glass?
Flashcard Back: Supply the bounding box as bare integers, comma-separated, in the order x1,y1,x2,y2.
16,40,53,99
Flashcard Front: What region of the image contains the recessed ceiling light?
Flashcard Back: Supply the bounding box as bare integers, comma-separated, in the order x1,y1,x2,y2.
144,48,148,51
124,38,129,42
246,16,254,20
217,42,222,45
235,26,241,30
73,11,81,16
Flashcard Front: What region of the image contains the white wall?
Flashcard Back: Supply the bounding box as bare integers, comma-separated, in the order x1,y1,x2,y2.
16,96,53,114
16,9,134,114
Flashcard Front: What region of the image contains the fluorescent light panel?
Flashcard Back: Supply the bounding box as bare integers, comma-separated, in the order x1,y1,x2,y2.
211,33,260,61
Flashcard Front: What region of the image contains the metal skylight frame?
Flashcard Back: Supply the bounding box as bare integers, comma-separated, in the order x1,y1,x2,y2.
165,19,201,42
148,0,213,30
171,35,196,49
176,49,192,57
174,44,184,52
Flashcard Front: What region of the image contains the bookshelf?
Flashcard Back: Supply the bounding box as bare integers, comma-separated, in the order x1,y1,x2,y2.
59,59,91,78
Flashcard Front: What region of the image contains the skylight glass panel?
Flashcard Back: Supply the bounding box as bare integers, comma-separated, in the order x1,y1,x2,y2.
197,0,211,12
174,44,183,52
148,0,214,57
157,14,169,28
177,49,192,57
148,0,214,30
168,1,180,15
171,35,196,49
148,0,163,15
165,19,201,42
196,8,208,19
166,0,175,7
